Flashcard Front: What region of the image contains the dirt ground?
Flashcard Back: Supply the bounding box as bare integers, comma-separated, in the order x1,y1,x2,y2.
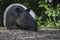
0,28,60,40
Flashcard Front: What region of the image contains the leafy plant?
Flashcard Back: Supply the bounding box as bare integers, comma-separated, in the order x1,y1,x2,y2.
37,0,60,28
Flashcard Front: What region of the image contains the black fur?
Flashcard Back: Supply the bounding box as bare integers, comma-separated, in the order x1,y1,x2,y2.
6,6,37,31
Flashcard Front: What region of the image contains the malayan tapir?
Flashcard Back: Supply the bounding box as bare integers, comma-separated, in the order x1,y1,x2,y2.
3,3,37,31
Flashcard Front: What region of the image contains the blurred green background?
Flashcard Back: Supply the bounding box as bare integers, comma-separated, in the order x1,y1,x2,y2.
0,0,60,29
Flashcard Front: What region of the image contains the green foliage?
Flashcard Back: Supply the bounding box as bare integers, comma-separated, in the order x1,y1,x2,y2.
37,0,60,28
36,16,45,28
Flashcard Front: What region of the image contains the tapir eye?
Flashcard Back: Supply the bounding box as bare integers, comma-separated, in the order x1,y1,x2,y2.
15,8,21,13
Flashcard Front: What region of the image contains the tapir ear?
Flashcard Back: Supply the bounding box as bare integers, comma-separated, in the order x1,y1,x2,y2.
15,8,21,13
26,8,31,12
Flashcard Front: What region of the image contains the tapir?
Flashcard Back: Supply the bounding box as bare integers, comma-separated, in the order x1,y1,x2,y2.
3,3,37,31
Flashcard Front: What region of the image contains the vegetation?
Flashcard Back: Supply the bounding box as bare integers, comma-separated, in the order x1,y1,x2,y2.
0,0,60,29
37,0,60,28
